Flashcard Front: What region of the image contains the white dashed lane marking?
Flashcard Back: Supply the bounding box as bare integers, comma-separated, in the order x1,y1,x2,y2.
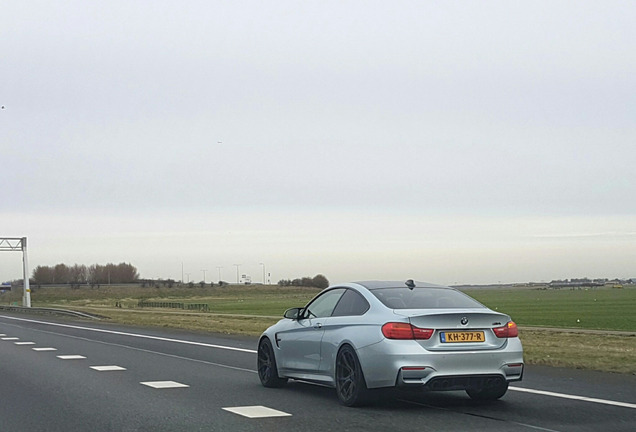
33,347,57,351
91,365,127,371
2,337,19,340
57,355,87,360
15,341,36,345
223,406,292,418
140,381,189,389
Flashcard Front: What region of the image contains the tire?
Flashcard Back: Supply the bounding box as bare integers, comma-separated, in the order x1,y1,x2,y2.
335,345,370,407
257,338,287,388
466,381,509,401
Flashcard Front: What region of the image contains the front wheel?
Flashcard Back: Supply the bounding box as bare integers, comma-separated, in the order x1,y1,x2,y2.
335,345,370,407
466,381,509,400
257,338,287,388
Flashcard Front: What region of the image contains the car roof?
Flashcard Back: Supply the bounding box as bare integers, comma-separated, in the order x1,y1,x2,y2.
352,280,452,290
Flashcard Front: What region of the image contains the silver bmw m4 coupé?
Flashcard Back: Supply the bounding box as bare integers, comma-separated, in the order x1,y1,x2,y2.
257,280,523,406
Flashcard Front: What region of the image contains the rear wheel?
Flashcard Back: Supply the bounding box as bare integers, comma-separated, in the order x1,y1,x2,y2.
466,381,509,400
335,345,370,407
257,338,287,388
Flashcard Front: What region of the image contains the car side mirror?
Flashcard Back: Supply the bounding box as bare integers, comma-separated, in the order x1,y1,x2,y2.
284,307,303,320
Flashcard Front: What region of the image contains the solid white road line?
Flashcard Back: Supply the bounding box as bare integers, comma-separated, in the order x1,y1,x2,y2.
140,381,189,389
510,386,636,409
222,406,292,418
0,315,257,353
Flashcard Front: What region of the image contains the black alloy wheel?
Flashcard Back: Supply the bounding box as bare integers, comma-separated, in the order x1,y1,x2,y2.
335,345,370,406
257,338,287,388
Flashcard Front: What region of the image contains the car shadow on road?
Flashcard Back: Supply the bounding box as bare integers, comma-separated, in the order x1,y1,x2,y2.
273,380,513,411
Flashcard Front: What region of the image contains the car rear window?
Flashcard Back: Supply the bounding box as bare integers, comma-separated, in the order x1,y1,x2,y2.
370,287,484,309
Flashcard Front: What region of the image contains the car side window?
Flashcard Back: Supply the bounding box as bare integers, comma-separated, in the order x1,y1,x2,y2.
304,288,346,319
331,289,370,317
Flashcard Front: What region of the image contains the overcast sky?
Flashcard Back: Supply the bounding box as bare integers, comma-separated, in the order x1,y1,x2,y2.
2,1,635,285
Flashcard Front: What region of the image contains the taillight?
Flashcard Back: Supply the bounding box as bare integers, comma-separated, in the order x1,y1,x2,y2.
412,326,434,339
382,322,413,339
493,321,518,338
382,322,434,340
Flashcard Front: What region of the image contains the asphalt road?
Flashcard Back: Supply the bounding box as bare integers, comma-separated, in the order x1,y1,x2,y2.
1,312,634,432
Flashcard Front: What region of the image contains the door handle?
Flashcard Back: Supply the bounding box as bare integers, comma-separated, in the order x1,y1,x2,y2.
313,322,323,329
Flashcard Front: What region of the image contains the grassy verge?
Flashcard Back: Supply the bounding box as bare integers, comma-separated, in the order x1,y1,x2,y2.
518,329,635,374
3,284,634,374
74,307,279,336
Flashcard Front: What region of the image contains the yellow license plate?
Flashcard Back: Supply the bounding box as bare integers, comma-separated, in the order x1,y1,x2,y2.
440,331,485,343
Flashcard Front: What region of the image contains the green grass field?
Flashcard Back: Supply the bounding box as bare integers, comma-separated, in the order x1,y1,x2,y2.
2,284,634,373
462,286,635,331
16,284,635,331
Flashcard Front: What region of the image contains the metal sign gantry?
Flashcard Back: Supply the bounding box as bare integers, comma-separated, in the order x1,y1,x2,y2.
0,237,31,307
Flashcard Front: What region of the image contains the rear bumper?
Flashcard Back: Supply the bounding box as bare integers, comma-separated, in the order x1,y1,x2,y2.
356,337,524,389
416,374,508,392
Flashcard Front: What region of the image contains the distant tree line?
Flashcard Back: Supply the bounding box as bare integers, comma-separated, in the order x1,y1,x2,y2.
277,274,329,289
32,263,139,287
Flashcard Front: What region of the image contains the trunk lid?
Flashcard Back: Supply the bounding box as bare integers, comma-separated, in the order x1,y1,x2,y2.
393,308,511,351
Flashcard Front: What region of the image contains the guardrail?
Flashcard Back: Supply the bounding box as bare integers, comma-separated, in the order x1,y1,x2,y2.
136,301,210,312
0,305,102,319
